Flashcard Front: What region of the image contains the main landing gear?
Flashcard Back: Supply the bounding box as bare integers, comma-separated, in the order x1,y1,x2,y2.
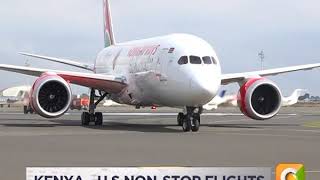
81,88,108,126
177,107,202,132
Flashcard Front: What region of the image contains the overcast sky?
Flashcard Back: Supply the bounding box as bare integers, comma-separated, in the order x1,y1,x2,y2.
0,0,320,95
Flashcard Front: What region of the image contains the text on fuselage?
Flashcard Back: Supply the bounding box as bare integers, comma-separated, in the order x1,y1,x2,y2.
128,45,160,57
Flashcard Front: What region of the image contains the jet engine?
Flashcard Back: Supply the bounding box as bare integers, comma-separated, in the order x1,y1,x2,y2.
238,78,282,120
30,74,72,118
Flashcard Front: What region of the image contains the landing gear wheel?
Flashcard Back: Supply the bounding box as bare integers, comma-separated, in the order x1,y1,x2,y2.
177,112,184,126
182,116,191,132
181,107,202,132
81,88,108,127
81,112,90,126
191,114,200,132
23,106,28,114
95,112,103,126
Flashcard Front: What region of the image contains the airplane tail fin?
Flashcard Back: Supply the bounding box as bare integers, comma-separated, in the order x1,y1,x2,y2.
282,89,307,106
289,89,307,99
103,0,116,47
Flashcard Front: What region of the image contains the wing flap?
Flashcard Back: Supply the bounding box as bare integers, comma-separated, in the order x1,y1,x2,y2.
221,63,320,85
0,64,126,94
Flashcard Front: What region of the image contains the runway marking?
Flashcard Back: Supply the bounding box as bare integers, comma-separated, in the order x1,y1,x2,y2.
215,132,318,138
0,130,142,137
213,119,247,123
0,113,25,115
0,112,297,116
210,125,320,133
98,113,248,116
69,112,296,116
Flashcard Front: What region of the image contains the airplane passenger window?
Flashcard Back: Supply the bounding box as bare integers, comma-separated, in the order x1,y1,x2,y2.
178,56,188,65
211,56,217,64
202,56,212,64
190,56,201,64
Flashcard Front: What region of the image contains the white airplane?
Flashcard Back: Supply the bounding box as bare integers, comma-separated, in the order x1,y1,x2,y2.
203,89,308,110
203,90,231,110
0,0,320,132
0,85,31,107
103,99,122,107
282,89,308,106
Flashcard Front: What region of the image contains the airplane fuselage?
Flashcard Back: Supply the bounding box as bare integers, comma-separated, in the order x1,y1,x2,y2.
94,34,221,107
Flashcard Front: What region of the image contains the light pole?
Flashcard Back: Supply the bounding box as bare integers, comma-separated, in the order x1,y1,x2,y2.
24,59,31,86
25,59,30,67
258,50,265,70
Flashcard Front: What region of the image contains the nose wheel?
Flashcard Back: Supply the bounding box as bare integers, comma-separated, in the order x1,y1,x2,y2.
179,107,201,132
81,89,107,126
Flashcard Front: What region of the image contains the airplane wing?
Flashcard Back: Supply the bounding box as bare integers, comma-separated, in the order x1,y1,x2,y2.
221,63,320,85
0,64,126,94
19,52,94,71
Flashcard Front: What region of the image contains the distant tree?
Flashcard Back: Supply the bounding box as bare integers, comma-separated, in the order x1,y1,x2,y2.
298,93,310,101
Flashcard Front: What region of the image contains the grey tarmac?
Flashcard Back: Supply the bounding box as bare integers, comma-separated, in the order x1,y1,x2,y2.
0,106,319,179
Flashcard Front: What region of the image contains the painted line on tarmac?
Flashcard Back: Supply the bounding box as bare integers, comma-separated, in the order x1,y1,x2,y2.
0,112,25,115
215,132,317,138
66,112,297,116
0,112,297,116
244,128,320,133
98,113,247,116
211,124,320,133
212,115,297,123
0,130,141,137
213,119,247,123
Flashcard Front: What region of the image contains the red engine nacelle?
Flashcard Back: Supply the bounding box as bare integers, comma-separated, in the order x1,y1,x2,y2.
30,73,72,118
238,78,282,120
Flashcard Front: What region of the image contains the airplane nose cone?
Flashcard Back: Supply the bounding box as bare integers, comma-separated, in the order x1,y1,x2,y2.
180,64,222,106
190,77,219,104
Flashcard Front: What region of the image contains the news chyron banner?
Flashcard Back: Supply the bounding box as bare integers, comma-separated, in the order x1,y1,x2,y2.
26,167,271,180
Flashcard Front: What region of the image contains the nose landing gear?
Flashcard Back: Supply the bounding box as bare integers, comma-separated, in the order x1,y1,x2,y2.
178,107,202,132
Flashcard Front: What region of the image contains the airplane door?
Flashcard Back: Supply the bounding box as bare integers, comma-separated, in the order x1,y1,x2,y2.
155,57,161,75
165,52,175,77
155,49,174,82
157,50,167,82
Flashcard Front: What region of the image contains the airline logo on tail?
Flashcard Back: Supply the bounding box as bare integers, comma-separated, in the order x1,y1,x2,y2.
103,0,115,47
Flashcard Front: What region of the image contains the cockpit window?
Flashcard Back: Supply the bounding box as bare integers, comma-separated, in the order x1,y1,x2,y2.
202,56,212,64
178,56,188,65
190,56,201,64
211,56,217,64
